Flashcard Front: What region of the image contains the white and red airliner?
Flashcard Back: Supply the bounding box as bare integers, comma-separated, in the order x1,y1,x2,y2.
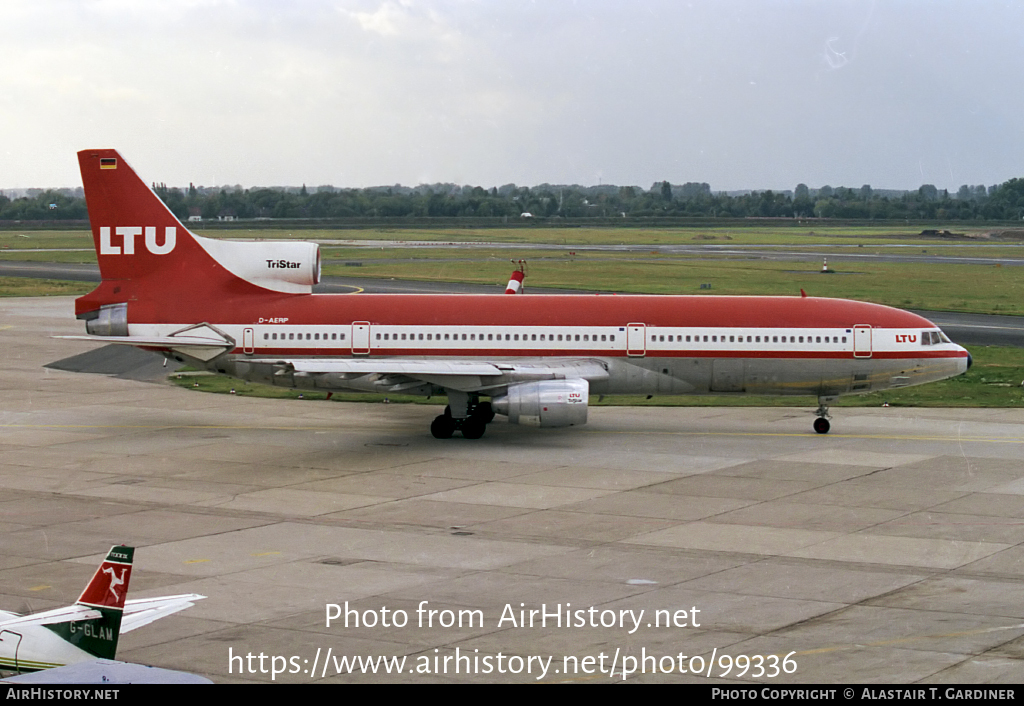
66,149,971,438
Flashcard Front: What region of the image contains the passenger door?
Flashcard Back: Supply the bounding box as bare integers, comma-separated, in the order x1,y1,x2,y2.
626,323,646,357
853,325,872,358
352,322,371,355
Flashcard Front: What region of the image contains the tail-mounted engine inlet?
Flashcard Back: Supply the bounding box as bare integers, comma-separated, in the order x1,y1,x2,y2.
85,303,128,336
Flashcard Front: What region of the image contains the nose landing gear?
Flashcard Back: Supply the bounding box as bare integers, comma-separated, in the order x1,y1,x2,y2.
813,396,835,434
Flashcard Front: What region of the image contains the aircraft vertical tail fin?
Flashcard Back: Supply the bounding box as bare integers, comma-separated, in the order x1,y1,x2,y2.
76,149,321,322
77,151,191,285
76,545,133,611
76,149,235,319
44,545,134,660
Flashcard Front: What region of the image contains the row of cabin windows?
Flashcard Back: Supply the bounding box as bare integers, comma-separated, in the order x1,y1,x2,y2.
260,331,850,345
375,332,617,342
653,334,847,344
264,332,347,341
261,331,617,343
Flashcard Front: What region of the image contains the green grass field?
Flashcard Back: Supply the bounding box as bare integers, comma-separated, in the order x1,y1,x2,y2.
0,277,92,297
182,224,1005,246
4,226,1022,314
320,250,1023,313
0,230,92,250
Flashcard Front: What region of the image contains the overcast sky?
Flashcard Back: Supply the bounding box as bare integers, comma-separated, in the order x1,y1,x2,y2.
3,1,1023,192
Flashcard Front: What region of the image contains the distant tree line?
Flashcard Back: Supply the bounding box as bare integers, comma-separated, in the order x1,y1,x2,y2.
0,188,87,221
6,177,1024,223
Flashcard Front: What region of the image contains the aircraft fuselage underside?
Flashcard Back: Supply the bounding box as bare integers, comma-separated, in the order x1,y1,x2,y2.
150,345,966,439
212,353,961,398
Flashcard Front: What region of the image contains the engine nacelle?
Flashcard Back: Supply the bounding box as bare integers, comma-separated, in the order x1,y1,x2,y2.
196,236,321,294
85,302,128,336
492,379,589,427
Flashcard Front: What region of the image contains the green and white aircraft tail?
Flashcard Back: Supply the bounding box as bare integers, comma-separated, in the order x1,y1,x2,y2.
0,546,203,673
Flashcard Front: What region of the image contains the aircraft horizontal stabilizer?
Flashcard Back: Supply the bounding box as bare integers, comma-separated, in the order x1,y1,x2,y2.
55,335,233,348
120,594,206,633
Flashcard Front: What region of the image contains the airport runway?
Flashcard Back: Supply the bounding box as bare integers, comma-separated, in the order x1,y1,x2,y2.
1,260,1022,348
2,296,1024,683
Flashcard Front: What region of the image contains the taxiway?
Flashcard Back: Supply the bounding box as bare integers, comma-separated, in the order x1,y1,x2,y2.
2,297,1023,682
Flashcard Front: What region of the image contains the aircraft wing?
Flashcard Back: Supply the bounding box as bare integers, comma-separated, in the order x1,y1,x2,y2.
0,605,102,629
120,594,206,633
289,359,508,376
252,357,610,392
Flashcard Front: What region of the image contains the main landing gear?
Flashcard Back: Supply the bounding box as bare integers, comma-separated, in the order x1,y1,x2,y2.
813,396,835,434
431,395,495,439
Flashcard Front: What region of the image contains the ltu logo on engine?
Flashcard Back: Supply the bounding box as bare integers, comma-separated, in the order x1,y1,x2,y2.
100,227,176,255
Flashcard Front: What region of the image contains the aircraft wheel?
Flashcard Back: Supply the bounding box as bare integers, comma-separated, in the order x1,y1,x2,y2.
813,417,831,435
431,415,456,439
475,401,495,424
461,418,487,439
